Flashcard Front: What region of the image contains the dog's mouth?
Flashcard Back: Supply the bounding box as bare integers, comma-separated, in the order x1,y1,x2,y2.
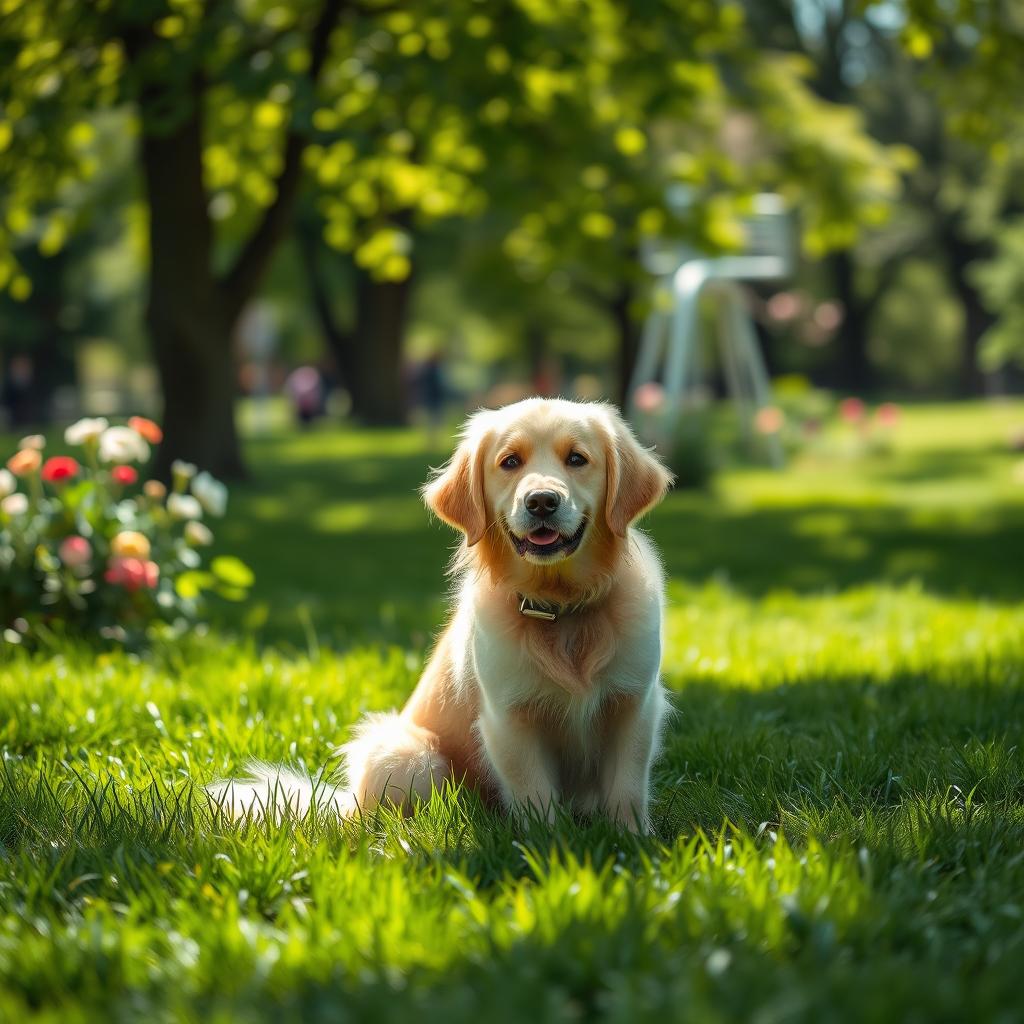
509,519,587,558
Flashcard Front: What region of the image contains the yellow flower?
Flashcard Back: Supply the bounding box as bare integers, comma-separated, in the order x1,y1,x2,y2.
7,448,42,476
110,531,151,560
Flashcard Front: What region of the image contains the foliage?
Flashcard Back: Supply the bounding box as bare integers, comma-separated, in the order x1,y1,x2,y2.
0,1,907,294
1,402,1024,1019
880,0,1024,142
974,217,1024,372
0,417,249,647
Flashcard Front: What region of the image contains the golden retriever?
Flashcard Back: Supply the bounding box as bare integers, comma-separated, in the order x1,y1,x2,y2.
213,398,673,832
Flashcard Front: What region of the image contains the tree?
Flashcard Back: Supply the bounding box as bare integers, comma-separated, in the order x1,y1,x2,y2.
1,1,352,474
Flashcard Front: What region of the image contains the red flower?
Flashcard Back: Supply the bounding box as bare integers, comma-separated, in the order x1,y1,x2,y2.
40,455,80,482
128,416,163,444
104,556,160,592
111,465,139,485
839,398,866,424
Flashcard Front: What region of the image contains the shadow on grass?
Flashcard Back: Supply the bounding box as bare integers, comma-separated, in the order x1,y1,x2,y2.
212,435,1024,644
859,445,1014,484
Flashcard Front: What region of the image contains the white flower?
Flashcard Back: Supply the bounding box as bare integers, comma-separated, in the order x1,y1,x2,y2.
1,493,29,517
172,460,197,481
99,426,150,464
184,521,214,546
0,469,15,498
64,417,109,446
19,434,45,450
167,493,202,520
191,471,227,517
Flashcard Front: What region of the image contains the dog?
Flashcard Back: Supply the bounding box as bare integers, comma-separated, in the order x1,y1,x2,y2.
212,398,673,832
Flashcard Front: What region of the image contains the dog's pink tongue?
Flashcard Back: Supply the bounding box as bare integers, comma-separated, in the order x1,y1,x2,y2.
527,527,560,546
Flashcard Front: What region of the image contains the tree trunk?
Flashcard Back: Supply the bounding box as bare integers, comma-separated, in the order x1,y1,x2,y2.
942,229,996,396
829,250,873,394
150,313,244,477
137,88,244,478
126,1,346,477
609,285,639,410
348,269,413,425
300,227,415,425
297,223,358,390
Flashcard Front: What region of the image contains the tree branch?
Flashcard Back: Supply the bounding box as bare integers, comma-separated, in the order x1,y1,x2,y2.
220,0,347,319
297,219,357,387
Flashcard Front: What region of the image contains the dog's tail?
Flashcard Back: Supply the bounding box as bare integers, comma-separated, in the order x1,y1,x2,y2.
207,711,451,822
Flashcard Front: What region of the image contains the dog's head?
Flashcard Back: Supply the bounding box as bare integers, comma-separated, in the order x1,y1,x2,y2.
424,399,672,587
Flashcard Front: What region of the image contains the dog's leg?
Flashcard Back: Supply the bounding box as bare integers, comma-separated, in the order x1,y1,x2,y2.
478,710,559,823
599,685,666,833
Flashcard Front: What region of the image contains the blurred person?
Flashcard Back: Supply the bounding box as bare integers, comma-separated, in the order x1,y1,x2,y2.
284,365,325,428
414,351,447,446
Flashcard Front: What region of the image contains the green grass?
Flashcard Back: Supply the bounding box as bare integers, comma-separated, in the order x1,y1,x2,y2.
3,400,1024,1023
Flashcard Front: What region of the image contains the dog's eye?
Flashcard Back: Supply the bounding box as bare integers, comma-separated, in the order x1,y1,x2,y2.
499,454,521,470
566,451,588,467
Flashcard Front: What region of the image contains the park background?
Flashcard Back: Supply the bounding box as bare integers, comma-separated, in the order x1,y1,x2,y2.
2,1,1024,1021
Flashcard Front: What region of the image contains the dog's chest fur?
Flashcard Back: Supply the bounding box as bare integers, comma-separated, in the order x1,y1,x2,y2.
471,588,661,712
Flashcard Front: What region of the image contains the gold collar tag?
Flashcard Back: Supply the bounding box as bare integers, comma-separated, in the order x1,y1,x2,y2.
519,596,558,622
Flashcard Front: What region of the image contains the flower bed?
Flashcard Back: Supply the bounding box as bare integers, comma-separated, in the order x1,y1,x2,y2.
0,418,252,647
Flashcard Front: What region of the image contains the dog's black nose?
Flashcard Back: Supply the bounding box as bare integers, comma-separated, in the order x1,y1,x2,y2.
525,490,560,517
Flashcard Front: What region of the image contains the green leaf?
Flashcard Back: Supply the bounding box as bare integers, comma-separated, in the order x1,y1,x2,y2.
175,570,214,600
210,556,254,589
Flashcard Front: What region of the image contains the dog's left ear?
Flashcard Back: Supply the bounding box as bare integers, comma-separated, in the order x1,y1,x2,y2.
422,432,489,546
603,413,674,538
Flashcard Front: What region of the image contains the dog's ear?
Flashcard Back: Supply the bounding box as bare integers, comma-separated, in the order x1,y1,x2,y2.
603,412,674,538
423,433,489,546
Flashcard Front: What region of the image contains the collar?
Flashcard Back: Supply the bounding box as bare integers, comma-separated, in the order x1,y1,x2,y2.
517,594,590,622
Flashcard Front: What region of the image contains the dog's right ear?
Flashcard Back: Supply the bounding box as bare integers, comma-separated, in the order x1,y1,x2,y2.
603,409,674,538
422,434,488,546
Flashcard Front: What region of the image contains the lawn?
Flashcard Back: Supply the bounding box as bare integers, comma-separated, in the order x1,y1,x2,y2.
2,401,1024,1023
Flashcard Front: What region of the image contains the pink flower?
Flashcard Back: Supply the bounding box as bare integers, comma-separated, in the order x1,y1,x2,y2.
111,465,139,485
876,402,901,428
754,406,785,435
812,301,843,331
59,535,93,569
766,292,803,322
41,456,80,483
839,398,866,424
633,382,665,413
105,556,160,592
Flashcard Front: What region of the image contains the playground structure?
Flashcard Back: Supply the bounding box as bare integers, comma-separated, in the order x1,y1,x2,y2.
627,192,794,464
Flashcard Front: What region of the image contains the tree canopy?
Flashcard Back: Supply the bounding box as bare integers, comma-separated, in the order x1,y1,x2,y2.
1,0,915,470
